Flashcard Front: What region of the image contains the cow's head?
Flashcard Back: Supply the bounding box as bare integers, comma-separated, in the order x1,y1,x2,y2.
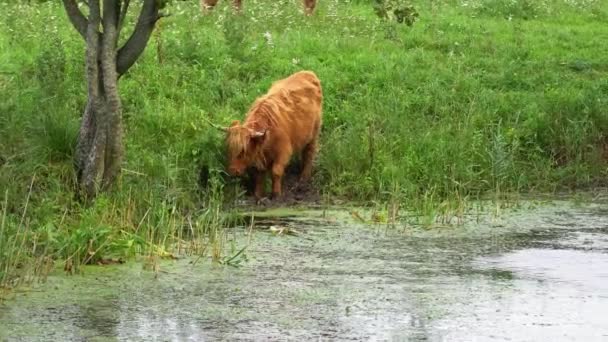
225,120,267,176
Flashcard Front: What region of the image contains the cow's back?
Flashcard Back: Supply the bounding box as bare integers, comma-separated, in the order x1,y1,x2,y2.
265,71,322,151
268,71,321,96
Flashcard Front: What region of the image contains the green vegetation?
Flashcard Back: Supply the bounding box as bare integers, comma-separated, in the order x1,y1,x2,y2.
1,0,607,294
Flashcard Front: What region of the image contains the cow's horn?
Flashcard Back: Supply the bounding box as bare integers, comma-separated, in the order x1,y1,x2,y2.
252,130,266,137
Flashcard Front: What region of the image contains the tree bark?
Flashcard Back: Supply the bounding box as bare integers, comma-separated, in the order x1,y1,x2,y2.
76,0,106,199
100,0,123,190
116,0,160,76
63,0,161,200
62,0,87,39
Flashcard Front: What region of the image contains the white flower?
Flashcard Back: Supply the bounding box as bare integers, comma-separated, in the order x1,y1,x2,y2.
263,31,274,46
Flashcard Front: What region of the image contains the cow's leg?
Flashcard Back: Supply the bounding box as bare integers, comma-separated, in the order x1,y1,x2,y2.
270,164,285,200
299,139,317,183
269,145,292,200
271,152,292,199
303,0,316,15
201,0,219,13
232,0,242,11
253,169,266,200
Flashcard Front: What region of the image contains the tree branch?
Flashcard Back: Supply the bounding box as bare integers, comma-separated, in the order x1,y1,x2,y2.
86,0,101,99
116,0,160,76
102,0,120,50
62,0,88,40
117,0,131,34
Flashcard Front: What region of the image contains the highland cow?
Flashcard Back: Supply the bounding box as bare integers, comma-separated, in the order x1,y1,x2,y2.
214,70,323,202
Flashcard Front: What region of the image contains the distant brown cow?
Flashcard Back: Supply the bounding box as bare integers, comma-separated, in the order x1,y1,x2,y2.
302,0,316,15
215,71,323,201
200,0,317,15
200,0,242,11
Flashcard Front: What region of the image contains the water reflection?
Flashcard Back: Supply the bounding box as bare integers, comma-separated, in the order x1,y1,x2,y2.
434,249,608,341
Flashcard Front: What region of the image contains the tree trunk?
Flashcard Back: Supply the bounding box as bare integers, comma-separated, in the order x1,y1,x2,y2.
76,90,123,200
63,0,161,200
74,0,122,200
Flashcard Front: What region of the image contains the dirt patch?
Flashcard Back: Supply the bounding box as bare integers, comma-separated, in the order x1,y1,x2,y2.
601,136,608,161
199,160,322,208
238,161,322,208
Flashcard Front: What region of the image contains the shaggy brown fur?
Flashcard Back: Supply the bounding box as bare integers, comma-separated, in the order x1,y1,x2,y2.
200,0,241,11
224,70,323,201
303,0,316,15
200,0,316,14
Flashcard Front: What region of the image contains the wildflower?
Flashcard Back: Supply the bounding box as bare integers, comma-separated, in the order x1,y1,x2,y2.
263,31,274,47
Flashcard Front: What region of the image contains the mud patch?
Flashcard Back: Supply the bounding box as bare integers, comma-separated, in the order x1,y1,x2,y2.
271,163,322,206
232,160,323,209
199,158,322,208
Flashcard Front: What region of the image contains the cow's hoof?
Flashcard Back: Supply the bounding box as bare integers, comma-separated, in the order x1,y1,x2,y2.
256,197,271,206
294,181,310,192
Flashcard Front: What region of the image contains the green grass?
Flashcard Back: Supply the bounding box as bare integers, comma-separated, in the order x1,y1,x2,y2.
1,0,608,294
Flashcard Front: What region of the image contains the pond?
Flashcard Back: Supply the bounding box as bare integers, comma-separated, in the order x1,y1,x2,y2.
1,199,608,341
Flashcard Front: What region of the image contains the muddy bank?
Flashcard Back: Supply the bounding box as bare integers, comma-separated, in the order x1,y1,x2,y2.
200,158,324,208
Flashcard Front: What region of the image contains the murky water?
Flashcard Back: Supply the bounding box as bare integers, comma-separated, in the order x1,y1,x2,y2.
1,200,608,341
